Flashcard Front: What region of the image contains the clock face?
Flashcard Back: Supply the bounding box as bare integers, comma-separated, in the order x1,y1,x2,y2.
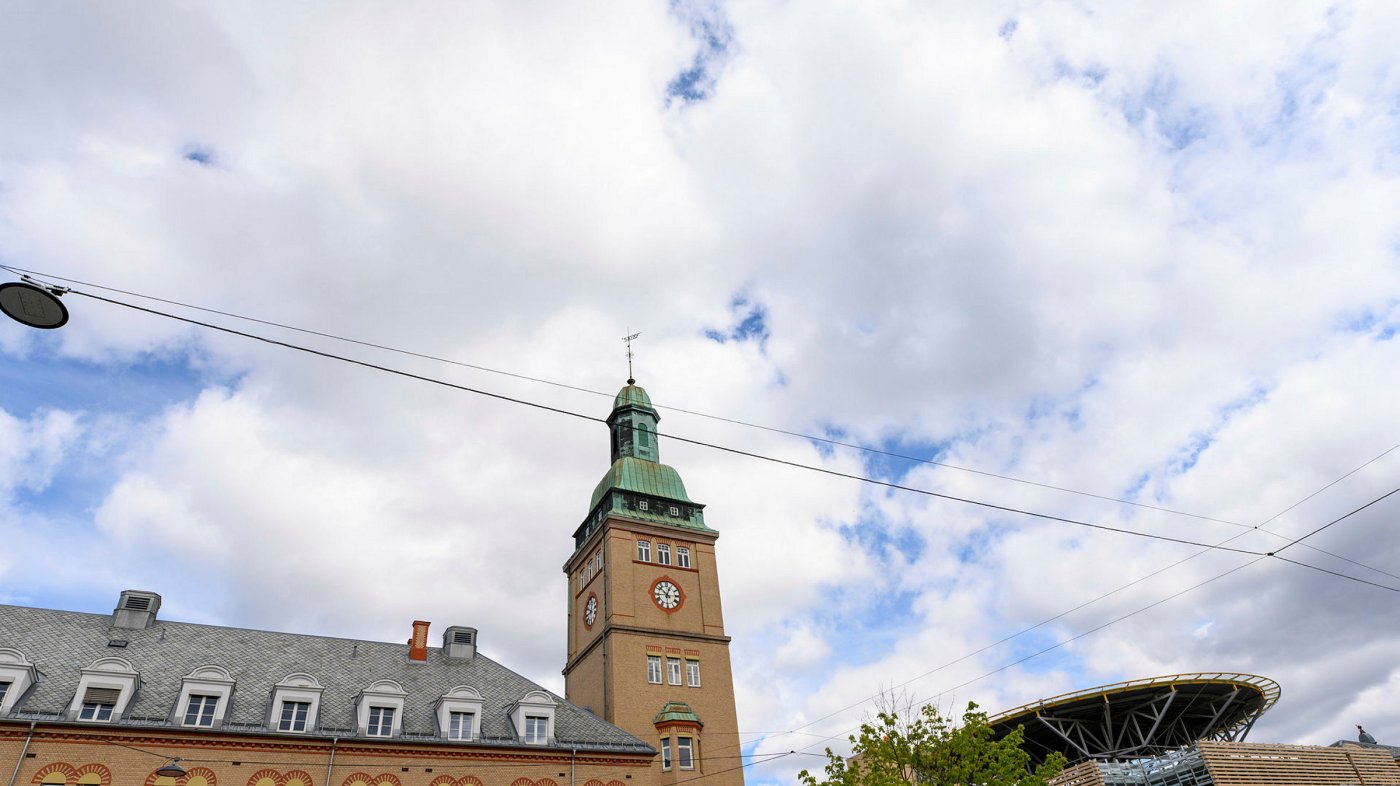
652,580,682,611
584,595,598,627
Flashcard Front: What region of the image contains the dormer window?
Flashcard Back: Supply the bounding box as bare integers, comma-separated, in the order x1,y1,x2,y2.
175,665,235,728
356,679,407,738
0,648,38,716
68,657,139,723
509,690,557,746
437,685,484,741
269,673,324,734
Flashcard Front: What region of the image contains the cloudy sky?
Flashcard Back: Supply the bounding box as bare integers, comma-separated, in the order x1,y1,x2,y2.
3,0,1400,781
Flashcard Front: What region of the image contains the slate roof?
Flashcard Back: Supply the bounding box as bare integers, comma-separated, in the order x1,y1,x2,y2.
0,602,652,754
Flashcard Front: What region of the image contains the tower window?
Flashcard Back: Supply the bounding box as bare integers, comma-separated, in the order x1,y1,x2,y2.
638,424,650,448
686,659,701,687
656,543,671,565
637,540,651,561
670,505,679,516
677,737,694,770
661,737,673,771
677,547,691,568
647,655,662,684
638,499,649,511
667,657,682,686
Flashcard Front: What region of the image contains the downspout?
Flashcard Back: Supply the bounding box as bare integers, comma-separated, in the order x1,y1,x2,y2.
323,737,338,786
7,722,37,786
570,748,577,786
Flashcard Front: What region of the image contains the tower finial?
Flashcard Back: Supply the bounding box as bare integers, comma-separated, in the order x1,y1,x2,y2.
622,330,641,384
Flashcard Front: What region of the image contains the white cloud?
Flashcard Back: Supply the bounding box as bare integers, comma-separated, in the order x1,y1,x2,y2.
2,1,1400,783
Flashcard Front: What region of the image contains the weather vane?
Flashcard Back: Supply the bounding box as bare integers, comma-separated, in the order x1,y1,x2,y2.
622,330,641,384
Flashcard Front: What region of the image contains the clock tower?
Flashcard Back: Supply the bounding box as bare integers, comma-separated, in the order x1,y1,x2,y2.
564,380,744,786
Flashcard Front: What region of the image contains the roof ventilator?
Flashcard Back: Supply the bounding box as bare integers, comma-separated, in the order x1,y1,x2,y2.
113,590,161,630
443,626,477,659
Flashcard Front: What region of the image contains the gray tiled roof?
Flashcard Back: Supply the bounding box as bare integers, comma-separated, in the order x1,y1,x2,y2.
0,603,651,754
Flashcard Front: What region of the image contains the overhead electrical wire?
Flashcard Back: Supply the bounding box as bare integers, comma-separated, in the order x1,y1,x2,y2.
743,470,1400,746
3,263,1390,579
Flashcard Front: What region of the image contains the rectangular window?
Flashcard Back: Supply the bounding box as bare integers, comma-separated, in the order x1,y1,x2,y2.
184,694,219,726
647,655,663,684
667,657,682,685
448,711,475,740
638,499,649,511
669,506,679,516
578,572,585,592
657,543,671,565
525,715,548,743
0,682,9,705
367,706,395,737
677,547,691,568
279,700,310,732
677,737,694,770
79,702,114,721
662,737,673,771
686,659,701,687
637,540,650,561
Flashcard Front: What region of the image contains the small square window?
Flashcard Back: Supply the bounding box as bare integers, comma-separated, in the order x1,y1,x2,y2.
647,655,662,684
677,547,691,569
667,657,682,686
367,706,395,737
184,694,219,727
448,711,475,740
638,500,649,511
669,506,679,516
637,540,651,561
657,543,671,565
279,701,310,732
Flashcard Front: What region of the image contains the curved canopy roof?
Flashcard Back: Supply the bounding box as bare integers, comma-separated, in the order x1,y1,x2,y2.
989,673,1281,764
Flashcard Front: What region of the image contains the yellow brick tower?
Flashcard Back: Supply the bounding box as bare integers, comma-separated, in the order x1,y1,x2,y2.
563,380,744,786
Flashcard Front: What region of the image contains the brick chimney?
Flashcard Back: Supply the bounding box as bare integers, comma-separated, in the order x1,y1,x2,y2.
409,620,430,661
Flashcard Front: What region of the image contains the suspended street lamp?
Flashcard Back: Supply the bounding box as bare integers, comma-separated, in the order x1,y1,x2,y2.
0,281,69,329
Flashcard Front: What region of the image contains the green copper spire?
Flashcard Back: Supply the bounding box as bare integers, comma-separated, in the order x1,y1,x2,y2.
572,380,712,551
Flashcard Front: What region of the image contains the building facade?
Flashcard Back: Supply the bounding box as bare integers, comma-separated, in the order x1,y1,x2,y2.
1,380,754,786
562,382,744,786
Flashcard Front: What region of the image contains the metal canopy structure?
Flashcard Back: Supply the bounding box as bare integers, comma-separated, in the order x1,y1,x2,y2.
989,673,1281,765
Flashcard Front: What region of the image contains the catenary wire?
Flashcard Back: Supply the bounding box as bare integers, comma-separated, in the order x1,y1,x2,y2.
5,264,1391,578
58,287,1282,559
788,484,1400,754
0,264,1281,527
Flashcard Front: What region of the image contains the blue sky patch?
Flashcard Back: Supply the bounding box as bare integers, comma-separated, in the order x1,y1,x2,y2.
704,295,770,347
183,146,216,166
666,1,734,105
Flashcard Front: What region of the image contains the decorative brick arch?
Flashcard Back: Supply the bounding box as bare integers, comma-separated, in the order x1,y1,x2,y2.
606,780,626,786
143,765,215,786
33,764,77,785
582,780,605,786
509,779,535,786
281,772,313,786
247,769,282,786
534,779,557,786
428,777,482,786
341,774,398,786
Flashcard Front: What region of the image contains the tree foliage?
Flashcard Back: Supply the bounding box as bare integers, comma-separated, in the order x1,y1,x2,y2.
798,702,1066,786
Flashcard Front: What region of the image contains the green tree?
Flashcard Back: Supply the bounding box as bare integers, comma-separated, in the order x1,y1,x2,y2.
798,702,1065,786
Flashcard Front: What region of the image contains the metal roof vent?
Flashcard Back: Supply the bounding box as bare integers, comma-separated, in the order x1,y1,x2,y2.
443,626,477,659
113,590,161,629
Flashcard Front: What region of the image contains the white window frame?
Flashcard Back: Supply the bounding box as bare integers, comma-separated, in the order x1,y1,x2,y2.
184,694,220,727
269,673,324,734
448,710,476,740
638,500,649,511
637,540,651,561
647,655,663,684
0,648,38,716
278,700,311,732
669,506,680,516
356,679,407,738
175,665,235,728
68,657,140,723
677,736,695,770
657,543,671,565
510,690,557,745
676,547,691,569
437,685,485,741
524,715,549,744
686,659,701,687
662,737,673,770
667,657,682,686
367,705,396,737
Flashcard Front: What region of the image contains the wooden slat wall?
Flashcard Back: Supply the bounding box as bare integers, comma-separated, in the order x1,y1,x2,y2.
1199,740,1400,785
1050,761,1106,786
